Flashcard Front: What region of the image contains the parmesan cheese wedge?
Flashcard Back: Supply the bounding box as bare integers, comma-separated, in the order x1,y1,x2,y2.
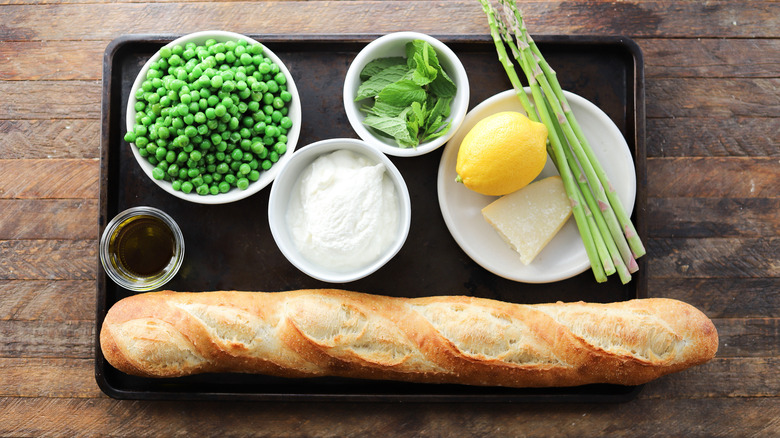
482,175,572,265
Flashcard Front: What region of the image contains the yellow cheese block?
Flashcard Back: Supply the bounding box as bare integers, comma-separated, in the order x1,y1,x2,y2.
482,175,572,265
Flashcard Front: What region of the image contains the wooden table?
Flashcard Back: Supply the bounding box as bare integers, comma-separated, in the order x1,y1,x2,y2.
1,1,778,435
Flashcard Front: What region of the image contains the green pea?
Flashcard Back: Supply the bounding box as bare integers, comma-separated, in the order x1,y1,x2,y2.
251,142,266,156
152,167,165,180
237,178,249,190
155,147,167,161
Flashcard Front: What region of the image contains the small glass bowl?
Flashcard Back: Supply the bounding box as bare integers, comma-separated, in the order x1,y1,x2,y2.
99,206,185,291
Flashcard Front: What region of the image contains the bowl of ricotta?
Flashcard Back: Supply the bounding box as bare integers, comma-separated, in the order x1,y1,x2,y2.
268,138,411,283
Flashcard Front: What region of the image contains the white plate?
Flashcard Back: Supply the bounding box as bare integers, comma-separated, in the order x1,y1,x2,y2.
437,89,636,283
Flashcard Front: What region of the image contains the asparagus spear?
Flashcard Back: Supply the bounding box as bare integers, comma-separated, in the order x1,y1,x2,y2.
479,0,607,282
524,32,646,260
490,7,621,280
503,0,645,263
479,0,645,282
500,7,637,275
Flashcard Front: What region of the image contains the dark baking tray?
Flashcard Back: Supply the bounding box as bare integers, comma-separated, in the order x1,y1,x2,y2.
97,34,647,402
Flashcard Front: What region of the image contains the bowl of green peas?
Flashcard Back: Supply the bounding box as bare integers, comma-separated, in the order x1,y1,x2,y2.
124,30,301,204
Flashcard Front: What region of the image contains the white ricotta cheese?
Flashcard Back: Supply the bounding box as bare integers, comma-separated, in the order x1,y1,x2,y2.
287,149,399,271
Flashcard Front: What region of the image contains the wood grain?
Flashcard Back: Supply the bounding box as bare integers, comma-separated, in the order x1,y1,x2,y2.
0,199,97,239
646,117,780,158
0,240,96,280
0,280,95,321
1,38,777,82
641,38,780,78
0,319,94,357
0,159,98,199
647,237,780,278
648,278,780,318
647,157,780,198
648,198,780,238
0,120,101,159
0,396,777,437
0,358,101,398
0,41,104,80
640,357,780,399
0,81,102,120
646,78,780,118
1,2,779,39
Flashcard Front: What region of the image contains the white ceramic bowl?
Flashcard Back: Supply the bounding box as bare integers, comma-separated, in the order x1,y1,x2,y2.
343,32,469,157
126,30,301,204
268,138,411,283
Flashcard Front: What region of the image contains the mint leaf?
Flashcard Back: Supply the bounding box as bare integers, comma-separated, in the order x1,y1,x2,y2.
424,96,452,132
422,118,451,142
376,80,427,108
355,64,410,101
363,100,407,118
357,39,458,148
359,56,407,81
410,52,438,86
363,112,416,147
405,40,437,69
429,67,457,98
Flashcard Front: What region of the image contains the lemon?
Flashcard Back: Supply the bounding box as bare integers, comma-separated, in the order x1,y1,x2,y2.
456,111,548,196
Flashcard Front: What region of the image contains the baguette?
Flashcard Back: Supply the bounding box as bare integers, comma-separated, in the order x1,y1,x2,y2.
99,289,718,387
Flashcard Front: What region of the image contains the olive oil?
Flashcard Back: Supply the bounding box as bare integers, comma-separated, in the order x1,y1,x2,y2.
109,215,175,277
100,206,184,291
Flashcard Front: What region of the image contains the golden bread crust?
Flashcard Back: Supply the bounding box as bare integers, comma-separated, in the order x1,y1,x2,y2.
99,290,718,387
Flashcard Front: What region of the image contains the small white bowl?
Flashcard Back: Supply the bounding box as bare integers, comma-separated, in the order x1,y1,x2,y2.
268,138,411,283
126,30,301,204
343,32,469,157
